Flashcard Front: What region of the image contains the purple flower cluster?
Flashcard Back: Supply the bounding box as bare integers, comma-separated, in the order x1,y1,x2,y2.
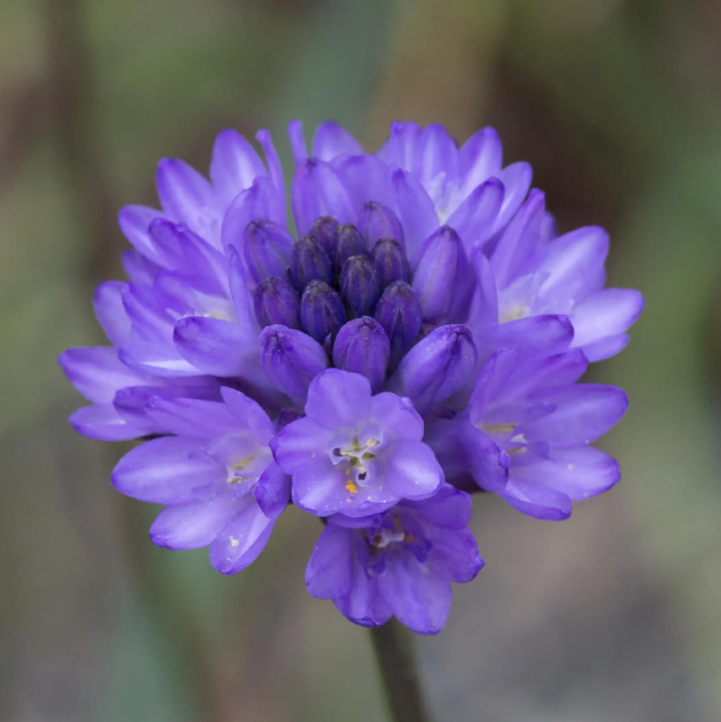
60,121,643,634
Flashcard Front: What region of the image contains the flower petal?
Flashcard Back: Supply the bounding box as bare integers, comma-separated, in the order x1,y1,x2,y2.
150,493,240,550
305,524,354,599
112,436,220,504
209,497,277,573
59,347,145,403
381,440,443,500
292,158,354,235
378,547,452,635
174,316,258,377
524,384,628,447
571,288,644,348
210,129,266,206
305,369,372,430
312,121,363,161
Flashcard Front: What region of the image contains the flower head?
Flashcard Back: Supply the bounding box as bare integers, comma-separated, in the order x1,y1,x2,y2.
60,119,642,633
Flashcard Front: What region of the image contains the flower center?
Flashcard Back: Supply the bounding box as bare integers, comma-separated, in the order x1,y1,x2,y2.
499,304,529,324
331,435,380,493
480,423,527,455
226,454,260,484
368,515,418,550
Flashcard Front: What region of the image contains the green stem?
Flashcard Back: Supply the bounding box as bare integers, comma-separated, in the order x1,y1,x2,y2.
369,620,432,722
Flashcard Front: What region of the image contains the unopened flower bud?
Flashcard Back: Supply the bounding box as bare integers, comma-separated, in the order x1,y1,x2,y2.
254,276,301,329
393,324,477,412
371,238,411,289
260,324,329,403
300,280,347,343
357,201,405,248
374,280,423,369
339,255,380,318
311,216,340,258
290,234,333,291
334,224,368,273
412,226,472,324
332,317,391,392
243,220,294,283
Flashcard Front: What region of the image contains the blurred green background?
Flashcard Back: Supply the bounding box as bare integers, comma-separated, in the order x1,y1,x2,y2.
2,0,721,720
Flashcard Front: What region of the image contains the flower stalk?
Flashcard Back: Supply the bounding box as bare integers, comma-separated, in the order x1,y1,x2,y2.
370,620,432,722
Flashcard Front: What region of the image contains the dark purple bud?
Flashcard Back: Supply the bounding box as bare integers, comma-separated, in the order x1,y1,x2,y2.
411,226,473,324
334,223,368,272
243,220,294,283
371,238,411,288
332,317,391,392
253,276,301,329
393,324,477,412
374,280,423,368
300,280,347,343
260,324,329,403
290,234,333,290
357,201,405,248
311,216,340,257
340,255,380,318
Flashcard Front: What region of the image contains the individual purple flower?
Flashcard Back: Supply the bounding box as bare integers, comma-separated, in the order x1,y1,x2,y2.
428,348,627,520
467,191,645,362
111,387,290,573
271,369,443,518
305,484,483,634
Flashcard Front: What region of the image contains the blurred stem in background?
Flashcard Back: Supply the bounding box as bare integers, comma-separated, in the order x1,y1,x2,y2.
370,621,432,722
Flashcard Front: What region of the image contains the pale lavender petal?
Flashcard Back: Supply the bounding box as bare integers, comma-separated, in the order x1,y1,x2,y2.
118,205,166,264
446,178,504,250
209,497,277,573
93,281,132,346
512,446,620,501
581,333,630,362
524,384,628,447
210,129,266,206
457,127,503,194
382,440,443,499
145,396,237,438
150,494,240,550
414,123,458,189
59,347,145,403
428,527,484,583
536,226,609,304
271,417,333,474
392,169,439,261
499,478,572,521
379,547,452,635
174,316,258,377
220,386,275,441
494,162,533,231
287,120,308,165
305,369,372,430
483,315,574,357
305,524,354,599
69,404,154,441
119,341,200,377
571,288,645,348
292,158,354,235
156,158,217,230
367,392,424,443
312,121,363,161
112,436,220,504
